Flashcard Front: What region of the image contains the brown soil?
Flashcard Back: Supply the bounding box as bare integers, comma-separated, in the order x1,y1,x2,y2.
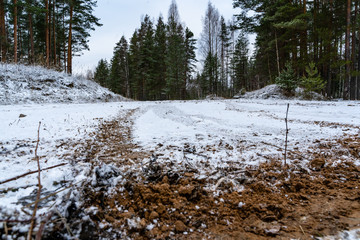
77,159,359,240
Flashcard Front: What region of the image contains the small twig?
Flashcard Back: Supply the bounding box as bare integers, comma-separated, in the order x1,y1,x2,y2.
28,121,42,240
4,222,8,238
0,163,67,185
0,219,32,223
299,224,306,238
284,103,290,167
21,180,81,213
35,211,53,240
55,208,76,239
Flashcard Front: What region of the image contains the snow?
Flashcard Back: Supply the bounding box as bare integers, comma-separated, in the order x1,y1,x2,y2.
0,102,134,214
1,64,360,239
2,99,359,222
234,84,325,100
0,63,127,105
319,229,360,240
133,100,360,170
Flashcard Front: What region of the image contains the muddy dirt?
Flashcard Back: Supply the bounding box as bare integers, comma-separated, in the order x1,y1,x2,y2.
60,159,358,240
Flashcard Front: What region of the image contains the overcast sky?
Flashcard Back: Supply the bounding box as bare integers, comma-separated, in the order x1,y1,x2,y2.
73,0,240,75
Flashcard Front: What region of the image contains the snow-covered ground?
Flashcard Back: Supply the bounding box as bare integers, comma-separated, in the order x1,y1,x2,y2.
1,99,359,221
133,99,360,170
1,64,360,239
0,63,126,105
0,103,135,216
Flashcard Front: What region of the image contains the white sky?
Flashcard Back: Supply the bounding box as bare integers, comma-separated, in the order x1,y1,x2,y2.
73,0,240,75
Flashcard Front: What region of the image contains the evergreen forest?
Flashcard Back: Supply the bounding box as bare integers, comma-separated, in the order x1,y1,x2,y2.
0,0,101,74
1,0,360,100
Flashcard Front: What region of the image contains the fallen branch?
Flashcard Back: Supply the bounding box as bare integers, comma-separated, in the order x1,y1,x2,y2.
28,121,42,240
0,163,67,185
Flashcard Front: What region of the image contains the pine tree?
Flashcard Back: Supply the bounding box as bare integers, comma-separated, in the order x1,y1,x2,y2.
182,27,196,99
94,58,109,87
233,0,360,99
152,15,167,99
139,15,154,100
66,0,101,74
129,30,141,99
301,62,325,96
166,0,184,99
275,62,298,95
231,32,249,94
128,15,154,100
108,36,130,96
219,16,231,96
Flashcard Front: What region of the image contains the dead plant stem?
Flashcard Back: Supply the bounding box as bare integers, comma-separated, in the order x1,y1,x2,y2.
284,104,290,166
0,163,67,185
27,121,42,240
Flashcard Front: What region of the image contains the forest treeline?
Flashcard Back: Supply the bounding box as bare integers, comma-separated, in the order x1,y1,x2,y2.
234,0,359,100
94,1,197,101
0,0,101,74
2,0,359,100
94,1,251,100
95,0,360,100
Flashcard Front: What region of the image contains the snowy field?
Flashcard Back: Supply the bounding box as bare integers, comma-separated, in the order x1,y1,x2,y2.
1,99,360,239
1,99,359,208
134,99,360,169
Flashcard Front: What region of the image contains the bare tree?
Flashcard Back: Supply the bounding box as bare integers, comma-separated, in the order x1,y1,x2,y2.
168,0,180,25
199,2,220,59
199,2,221,95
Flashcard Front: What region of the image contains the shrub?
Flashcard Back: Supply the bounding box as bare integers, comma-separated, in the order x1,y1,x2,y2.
301,62,325,95
275,62,298,95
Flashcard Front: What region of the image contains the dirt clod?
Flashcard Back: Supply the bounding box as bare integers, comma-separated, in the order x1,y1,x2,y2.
174,220,187,232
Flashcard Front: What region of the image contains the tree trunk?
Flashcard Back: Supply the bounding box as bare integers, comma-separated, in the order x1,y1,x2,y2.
53,0,57,66
343,0,351,100
357,2,360,100
326,0,333,97
13,0,18,63
45,0,49,67
28,0,34,63
313,0,318,61
0,0,6,62
275,30,280,76
351,0,358,99
300,0,307,74
62,2,66,70
67,3,73,74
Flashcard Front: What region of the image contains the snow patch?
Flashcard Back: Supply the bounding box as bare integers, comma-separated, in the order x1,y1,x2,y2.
0,63,128,105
